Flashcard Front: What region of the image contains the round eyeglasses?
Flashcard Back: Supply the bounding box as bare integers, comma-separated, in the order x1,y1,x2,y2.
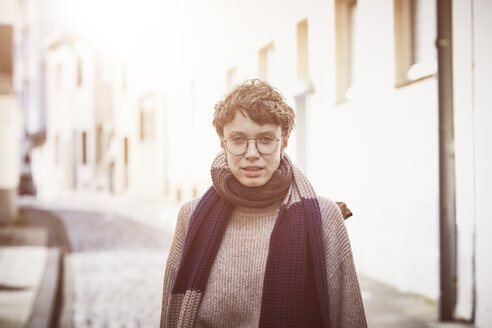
224,136,281,155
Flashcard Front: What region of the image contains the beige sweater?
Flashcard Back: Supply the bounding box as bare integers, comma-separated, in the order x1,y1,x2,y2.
160,197,367,328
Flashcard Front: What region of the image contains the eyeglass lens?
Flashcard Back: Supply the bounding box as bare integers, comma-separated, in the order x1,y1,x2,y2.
226,138,278,155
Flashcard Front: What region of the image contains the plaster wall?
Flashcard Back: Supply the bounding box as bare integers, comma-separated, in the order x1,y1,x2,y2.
171,0,440,299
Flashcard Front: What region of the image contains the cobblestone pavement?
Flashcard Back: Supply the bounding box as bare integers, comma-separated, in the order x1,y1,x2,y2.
53,210,172,328
45,207,473,328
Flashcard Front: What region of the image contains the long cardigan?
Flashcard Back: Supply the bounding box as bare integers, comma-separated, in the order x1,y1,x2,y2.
160,196,367,328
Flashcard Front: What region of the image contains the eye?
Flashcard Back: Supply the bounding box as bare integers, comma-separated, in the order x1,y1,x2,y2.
230,136,246,144
258,136,275,144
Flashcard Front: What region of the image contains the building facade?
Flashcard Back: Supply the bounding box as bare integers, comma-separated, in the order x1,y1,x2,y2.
173,0,440,300
169,0,491,325
0,0,22,223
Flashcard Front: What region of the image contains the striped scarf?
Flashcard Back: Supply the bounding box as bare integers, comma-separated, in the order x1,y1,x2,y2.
165,152,330,327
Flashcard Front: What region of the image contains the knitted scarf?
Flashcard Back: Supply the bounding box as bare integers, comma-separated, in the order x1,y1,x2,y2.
165,152,330,327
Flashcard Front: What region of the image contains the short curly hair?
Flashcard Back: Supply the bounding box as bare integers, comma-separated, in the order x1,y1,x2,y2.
213,79,295,137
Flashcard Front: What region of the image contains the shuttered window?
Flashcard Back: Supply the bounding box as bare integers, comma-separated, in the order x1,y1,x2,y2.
297,19,309,79
394,0,437,86
139,93,156,141
335,0,358,102
258,42,274,81
226,66,237,91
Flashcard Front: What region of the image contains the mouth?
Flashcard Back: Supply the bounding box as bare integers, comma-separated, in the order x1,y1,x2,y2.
242,166,263,171
242,166,264,177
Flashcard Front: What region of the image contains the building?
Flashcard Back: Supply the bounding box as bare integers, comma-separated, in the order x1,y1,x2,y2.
0,0,21,223
30,0,183,203
173,0,440,301
169,0,492,326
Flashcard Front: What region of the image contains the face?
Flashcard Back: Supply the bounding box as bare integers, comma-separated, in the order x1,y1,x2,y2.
221,112,288,187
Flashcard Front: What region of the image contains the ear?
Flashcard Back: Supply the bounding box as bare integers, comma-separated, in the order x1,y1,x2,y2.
220,137,226,151
280,135,289,152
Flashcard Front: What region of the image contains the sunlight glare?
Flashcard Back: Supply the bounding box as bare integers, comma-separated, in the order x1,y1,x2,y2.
67,0,166,60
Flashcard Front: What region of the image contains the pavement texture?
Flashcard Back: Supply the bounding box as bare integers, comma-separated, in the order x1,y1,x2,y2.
55,209,170,327
360,276,473,328
0,209,68,328
0,244,47,328
0,193,477,327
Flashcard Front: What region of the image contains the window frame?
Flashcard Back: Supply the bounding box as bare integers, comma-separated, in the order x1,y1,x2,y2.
393,0,437,88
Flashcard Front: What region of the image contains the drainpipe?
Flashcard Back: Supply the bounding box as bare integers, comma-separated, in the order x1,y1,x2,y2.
436,0,457,321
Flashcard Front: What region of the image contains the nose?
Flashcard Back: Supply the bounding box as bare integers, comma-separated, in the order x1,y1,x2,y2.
244,139,260,159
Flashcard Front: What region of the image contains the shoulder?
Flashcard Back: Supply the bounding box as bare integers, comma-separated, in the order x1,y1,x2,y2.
317,196,344,224
177,197,201,221
175,197,201,231
316,196,352,273
167,197,201,266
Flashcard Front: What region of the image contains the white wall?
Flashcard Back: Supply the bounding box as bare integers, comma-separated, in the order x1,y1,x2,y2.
318,79,439,299
453,0,475,321
172,0,441,299
472,0,492,326
453,1,492,325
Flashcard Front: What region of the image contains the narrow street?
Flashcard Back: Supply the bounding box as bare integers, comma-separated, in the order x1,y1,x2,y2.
50,209,172,328
15,201,474,328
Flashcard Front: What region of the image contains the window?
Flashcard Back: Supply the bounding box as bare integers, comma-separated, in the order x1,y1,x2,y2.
76,57,83,86
81,131,87,165
258,42,274,81
54,135,60,165
297,19,309,79
139,93,156,141
226,66,237,91
96,124,104,164
55,63,62,89
123,137,129,189
394,0,437,86
0,25,13,76
124,137,129,165
0,24,13,94
335,0,358,102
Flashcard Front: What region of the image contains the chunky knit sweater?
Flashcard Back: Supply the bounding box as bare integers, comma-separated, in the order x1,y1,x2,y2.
160,196,367,328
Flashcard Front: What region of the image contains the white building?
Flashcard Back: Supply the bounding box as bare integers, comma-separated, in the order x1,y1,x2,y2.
168,0,492,326
30,35,97,196
34,18,181,203
0,0,21,223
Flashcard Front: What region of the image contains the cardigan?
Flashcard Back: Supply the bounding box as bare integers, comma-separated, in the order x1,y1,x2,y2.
160,196,367,328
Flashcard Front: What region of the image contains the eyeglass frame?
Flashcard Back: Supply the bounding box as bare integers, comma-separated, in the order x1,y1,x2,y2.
223,136,282,156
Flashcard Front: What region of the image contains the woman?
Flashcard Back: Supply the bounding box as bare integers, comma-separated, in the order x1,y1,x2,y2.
160,79,366,327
